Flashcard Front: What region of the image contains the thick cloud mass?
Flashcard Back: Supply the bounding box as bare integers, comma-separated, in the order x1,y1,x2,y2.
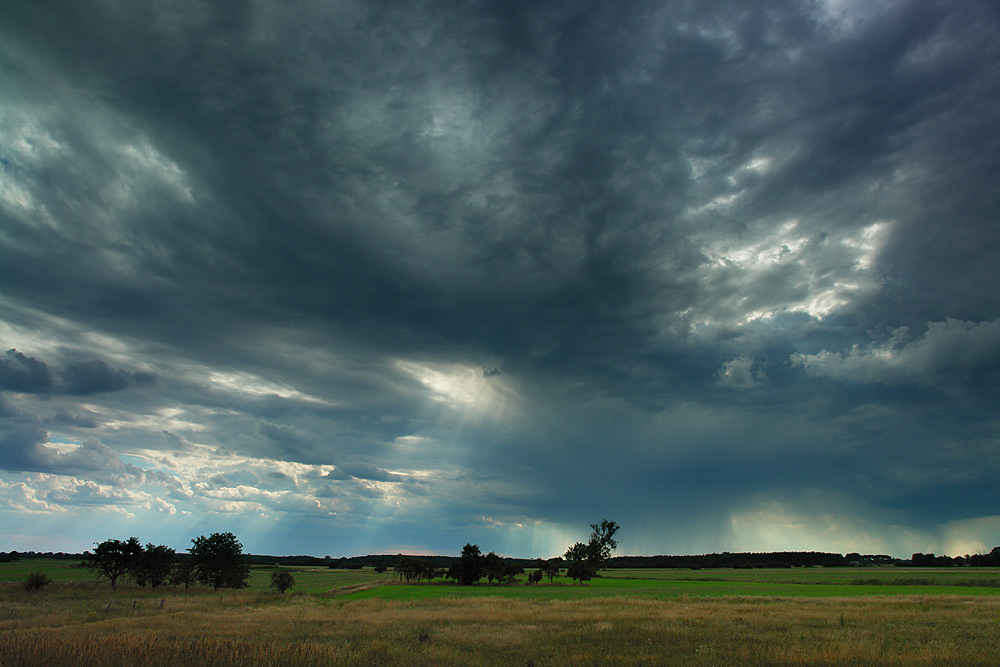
1,0,999,558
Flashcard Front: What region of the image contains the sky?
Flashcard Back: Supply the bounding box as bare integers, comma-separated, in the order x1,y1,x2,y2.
1,0,999,560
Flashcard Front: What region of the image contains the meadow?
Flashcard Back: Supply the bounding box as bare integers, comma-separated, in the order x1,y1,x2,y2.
3,560,1000,666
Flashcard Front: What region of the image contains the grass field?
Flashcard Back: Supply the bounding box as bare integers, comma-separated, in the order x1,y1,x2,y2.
3,561,1000,665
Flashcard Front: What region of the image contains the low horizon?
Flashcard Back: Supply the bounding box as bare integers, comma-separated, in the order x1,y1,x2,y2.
6,542,990,563
2,0,1000,560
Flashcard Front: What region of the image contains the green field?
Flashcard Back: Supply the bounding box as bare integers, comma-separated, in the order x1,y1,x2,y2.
6,559,1000,599
346,568,1000,601
8,559,1000,596
4,561,1000,665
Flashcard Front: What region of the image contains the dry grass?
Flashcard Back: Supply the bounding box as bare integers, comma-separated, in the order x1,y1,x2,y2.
2,583,999,666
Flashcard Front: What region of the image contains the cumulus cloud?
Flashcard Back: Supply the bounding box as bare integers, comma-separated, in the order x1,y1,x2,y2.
790,318,1000,386
0,479,66,514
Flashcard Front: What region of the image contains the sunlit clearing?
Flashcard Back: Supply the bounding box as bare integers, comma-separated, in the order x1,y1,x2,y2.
396,360,521,427
700,220,891,324
43,438,83,454
729,500,900,555
478,516,577,559
206,370,335,406
941,516,1000,558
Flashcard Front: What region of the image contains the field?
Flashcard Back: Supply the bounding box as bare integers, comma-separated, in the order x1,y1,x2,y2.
3,561,1000,666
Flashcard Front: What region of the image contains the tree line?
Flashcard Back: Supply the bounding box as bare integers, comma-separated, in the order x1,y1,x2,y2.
82,532,260,592
389,518,621,586
11,524,1000,579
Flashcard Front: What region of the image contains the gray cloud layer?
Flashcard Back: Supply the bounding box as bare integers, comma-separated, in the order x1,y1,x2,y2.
1,0,998,557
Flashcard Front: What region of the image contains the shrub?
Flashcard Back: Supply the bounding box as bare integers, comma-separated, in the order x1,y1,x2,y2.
23,572,52,591
271,570,295,594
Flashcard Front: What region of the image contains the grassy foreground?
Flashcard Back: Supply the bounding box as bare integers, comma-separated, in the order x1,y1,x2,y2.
3,562,1000,666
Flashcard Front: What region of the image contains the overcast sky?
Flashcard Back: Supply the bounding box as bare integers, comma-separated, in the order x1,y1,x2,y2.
1,0,999,559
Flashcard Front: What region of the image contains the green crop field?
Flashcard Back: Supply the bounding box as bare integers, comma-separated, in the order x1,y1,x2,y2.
344,566,1000,601
4,561,1000,666
0,558,95,584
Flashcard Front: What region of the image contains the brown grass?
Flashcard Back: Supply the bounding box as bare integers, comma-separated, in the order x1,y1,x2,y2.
2,584,999,666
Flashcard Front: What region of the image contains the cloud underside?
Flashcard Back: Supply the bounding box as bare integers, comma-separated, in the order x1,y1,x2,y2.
0,0,999,557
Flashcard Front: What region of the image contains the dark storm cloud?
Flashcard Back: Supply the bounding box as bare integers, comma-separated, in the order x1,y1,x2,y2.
0,425,49,473
1,0,999,556
0,349,153,396
0,349,54,393
61,360,155,396
49,408,99,429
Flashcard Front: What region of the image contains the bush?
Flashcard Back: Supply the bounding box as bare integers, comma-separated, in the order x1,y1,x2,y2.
23,572,52,591
271,569,295,594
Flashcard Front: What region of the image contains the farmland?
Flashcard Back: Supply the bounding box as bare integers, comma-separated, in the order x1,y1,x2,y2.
2,560,1000,665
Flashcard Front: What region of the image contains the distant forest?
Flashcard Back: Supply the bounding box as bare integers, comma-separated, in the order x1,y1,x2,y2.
6,548,1000,569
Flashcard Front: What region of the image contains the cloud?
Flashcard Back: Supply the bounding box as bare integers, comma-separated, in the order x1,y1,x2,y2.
0,425,50,473
49,407,99,429
0,349,154,396
717,355,768,390
61,359,154,396
790,318,1000,387
0,479,66,514
0,349,55,393
325,463,404,483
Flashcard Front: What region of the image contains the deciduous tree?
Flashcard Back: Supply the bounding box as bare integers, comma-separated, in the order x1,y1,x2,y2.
563,518,619,584
586,518,620,568
84,537,142,589
132,543,175,588
541,558,561,583
189,532,250,591
483,551,504,584
566,559,595,584
395,556,425,583
447,543,485,585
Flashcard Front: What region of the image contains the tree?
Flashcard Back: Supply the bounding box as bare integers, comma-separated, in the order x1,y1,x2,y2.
527,569,543,585
483,552,504,584
132,544,175,588
374,564,388,574
170,561,196,590
563,518,619,583
566,560,596,584
189,532,250,591
564,541,590,563
541,558,561,583
395,556,425,583
84,537,142,589
564,518,620,571
586,518,620,568
447,543,485,585
501,562,524,584
271,569,295,594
